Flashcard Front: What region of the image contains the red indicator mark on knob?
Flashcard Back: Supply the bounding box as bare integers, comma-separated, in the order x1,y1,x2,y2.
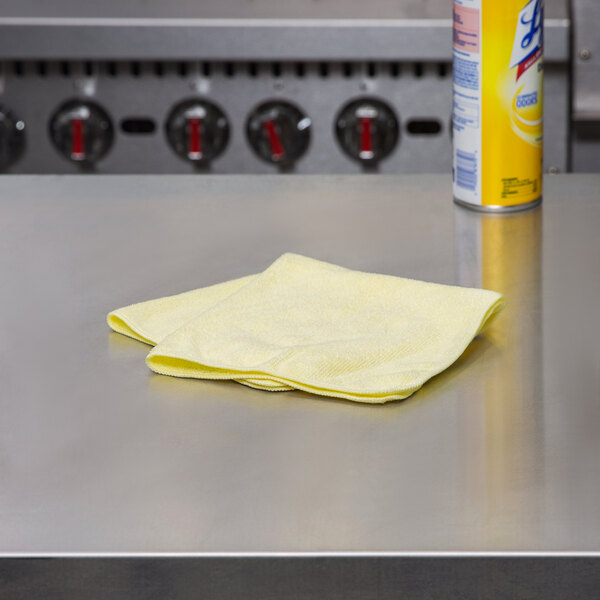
359,117,374,160
188,118,202,158
71,118,84,160
263,120,285,160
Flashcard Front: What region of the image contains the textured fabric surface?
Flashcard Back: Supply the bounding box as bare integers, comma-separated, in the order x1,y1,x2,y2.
107,275,255,345
108,253,505,404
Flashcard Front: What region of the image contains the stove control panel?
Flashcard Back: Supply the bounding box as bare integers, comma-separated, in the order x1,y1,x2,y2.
0,58,568,174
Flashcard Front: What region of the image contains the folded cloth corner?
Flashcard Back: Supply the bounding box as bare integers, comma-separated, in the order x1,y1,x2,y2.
107,274,256,345
107,273,292,390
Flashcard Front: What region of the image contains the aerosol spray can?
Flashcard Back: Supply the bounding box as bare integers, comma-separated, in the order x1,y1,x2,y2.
452,0,544,211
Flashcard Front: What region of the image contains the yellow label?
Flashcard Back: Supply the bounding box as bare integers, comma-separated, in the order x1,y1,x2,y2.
482,0,543,206
453,0,543,207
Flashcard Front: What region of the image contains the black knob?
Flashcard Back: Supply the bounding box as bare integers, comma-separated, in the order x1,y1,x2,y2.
246,101,311,167
335,98,399,165
0,105,25,171
165,99,230,165
49,100,113,165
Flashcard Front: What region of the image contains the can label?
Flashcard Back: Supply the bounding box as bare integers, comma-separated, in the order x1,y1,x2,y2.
452,0,544,208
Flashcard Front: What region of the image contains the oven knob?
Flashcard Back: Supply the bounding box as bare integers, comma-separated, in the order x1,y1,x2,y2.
49,100,113,165
246,101,311,167
0,105,26,171
165,99,230,165
335,98,399,165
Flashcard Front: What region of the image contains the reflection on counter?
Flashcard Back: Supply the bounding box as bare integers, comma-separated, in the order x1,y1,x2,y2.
455,205,543,545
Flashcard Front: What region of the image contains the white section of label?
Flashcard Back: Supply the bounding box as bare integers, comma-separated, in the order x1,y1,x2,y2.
510,0,543,69
452,0,482,205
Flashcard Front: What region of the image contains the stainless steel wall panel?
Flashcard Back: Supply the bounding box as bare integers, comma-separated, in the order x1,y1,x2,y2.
572,0,600,172
0,18,570,62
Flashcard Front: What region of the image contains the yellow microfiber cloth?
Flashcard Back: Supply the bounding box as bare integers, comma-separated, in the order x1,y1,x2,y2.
123,253,504,404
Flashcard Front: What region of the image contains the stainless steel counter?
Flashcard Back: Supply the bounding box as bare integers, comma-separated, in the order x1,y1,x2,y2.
1,174,599,597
